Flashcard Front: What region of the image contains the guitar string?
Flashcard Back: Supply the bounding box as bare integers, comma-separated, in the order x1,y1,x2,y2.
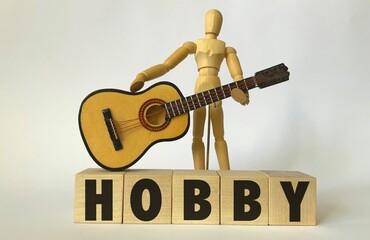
113,71,287,133
164,81,246,117
167,81,246,116
114,85,238,132
116,122,142,132
114,81,248,132
114,81,246,132
113,70,286,133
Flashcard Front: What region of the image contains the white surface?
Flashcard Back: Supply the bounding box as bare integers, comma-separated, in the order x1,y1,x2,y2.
1,0,369,239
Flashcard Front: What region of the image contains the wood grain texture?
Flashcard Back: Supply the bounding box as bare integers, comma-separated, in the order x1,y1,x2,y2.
217,170,268,225
172,170,220,224
261,171,316,225
74,168,125,223
74,169,316,225
123,170,172,224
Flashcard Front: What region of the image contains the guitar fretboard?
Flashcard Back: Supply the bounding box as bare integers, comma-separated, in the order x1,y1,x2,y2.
163,77,257,120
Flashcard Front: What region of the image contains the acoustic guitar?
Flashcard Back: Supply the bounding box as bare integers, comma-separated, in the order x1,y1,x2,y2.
79,63,289,171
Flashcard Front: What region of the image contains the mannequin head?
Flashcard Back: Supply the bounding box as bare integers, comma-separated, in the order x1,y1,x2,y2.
205,9,223,38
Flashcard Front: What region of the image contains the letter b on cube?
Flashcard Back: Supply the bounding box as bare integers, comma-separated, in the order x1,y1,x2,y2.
218,170,268,225
172,170,219,224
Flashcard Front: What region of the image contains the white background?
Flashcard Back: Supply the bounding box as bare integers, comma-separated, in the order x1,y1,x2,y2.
1,0,369,239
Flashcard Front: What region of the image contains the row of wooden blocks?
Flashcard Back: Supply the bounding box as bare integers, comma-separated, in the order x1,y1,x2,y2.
74,168,316,225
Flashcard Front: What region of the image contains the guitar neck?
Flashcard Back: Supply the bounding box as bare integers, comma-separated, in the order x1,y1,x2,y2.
163,77,257,120
162,63,290,120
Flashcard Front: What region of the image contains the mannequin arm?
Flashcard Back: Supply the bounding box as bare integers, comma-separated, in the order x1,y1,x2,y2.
130,41,197,92
225,47,249,105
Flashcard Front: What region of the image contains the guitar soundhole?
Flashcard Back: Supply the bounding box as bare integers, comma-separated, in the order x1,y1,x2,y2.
145,104,166,126
139,99,170,131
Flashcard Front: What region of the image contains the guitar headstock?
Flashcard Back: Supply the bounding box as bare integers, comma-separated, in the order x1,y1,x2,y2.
254,63,290,88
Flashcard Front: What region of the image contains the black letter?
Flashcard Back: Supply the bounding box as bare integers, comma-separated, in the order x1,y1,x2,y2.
130,179,162,221
234,180,261,221
85,179,113,221
280,181,309,222
184,180,211,220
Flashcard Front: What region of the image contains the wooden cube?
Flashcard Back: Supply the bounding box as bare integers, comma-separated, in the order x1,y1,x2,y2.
74,168,125,223
172,170,219,224
217,170,268,225
261,171,316,225
123,170,173,224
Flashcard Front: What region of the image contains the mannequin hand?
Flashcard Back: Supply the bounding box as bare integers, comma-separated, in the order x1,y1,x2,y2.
130,73,146,92
231,88,250,106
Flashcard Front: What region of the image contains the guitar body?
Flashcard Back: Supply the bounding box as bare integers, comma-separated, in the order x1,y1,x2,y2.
79,82,190,171
78,64,289,171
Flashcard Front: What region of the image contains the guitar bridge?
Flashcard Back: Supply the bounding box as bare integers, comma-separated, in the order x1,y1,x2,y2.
102,108,123,151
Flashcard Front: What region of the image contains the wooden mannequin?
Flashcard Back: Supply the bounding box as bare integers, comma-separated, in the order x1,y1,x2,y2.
130,9,249,170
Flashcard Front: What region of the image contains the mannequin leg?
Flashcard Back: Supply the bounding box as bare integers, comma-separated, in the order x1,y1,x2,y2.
192,107,206,169
210,101,230,170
